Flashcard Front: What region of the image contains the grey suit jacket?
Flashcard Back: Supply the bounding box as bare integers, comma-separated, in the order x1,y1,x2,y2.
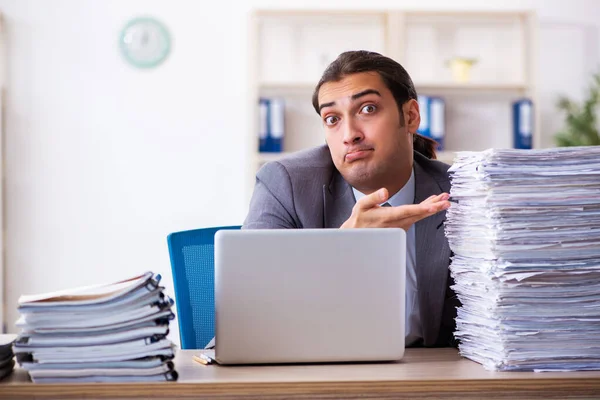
243,145,459,347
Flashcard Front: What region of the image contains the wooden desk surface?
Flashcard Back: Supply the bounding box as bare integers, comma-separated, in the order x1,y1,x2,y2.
2,348,600,399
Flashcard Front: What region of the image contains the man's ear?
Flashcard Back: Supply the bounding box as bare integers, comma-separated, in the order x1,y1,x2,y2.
403,99,421,134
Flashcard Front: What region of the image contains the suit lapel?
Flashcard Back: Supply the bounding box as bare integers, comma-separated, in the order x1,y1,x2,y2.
414,157,451,346
323,170,355,228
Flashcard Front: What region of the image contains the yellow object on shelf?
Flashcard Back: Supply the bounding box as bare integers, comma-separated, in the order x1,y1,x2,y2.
447,57,478,83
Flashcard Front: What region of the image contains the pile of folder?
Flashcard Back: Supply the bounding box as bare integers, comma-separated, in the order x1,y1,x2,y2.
13,272,178,382
445,146,600,371
0,334,16,380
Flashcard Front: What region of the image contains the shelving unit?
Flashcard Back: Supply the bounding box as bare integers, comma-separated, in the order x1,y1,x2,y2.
248,9,539,193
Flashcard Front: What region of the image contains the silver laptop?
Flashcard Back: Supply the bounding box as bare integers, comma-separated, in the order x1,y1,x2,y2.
214,228,406,365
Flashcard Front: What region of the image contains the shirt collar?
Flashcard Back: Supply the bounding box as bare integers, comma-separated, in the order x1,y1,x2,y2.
352,168,415,207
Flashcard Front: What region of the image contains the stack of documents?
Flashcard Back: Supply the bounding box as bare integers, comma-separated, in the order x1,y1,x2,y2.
0,334,17,380
445,146,600,371
13,272,178,382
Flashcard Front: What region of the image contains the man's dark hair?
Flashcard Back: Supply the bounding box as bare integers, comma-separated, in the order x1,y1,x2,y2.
312,50,437,159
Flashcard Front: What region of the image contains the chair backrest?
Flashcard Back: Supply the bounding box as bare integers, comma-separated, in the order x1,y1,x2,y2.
167,225,241,349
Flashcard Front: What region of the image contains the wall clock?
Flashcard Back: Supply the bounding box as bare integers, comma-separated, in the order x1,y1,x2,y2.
120,17,171,68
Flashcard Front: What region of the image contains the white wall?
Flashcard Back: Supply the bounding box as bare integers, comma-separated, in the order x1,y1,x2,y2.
0,0,255,337
0,0,598,341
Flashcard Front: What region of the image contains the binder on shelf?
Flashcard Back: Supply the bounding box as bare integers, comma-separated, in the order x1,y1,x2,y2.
417,95,445,151
267,98,285,153
258,97,285,153
258,98,269,153
513,98,533,149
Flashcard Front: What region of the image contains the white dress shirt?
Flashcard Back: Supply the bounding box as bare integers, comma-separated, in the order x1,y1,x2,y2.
351,168,422,346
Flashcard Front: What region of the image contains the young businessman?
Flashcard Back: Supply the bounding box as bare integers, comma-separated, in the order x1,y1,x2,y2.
243,50,459,347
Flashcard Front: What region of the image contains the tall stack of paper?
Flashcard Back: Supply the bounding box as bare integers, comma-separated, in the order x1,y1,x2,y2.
13,272,178,382
0,334,17,380
445,147,600,371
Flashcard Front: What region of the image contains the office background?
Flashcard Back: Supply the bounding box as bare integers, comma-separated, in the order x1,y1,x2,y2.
0,0,598,346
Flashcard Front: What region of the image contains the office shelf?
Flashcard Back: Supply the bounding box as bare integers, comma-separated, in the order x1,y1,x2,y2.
247,9,539,196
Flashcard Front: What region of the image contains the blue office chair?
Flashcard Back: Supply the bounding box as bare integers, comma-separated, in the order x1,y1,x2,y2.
167,225,241,349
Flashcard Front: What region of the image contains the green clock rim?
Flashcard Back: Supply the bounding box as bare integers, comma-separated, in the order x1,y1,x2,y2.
119,17,171,69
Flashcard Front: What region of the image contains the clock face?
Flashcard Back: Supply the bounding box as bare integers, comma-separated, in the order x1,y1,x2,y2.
120,17,171,68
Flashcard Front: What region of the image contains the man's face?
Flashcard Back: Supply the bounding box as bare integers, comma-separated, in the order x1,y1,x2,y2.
317,72,418,194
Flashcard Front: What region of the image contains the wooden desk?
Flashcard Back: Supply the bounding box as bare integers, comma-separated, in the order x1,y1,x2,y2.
2,348,600,399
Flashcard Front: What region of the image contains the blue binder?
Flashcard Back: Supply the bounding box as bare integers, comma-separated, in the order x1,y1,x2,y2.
513,99,533,149
267,98,285,152
258,98,269,152
258,97,285,153
417,96,445,151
